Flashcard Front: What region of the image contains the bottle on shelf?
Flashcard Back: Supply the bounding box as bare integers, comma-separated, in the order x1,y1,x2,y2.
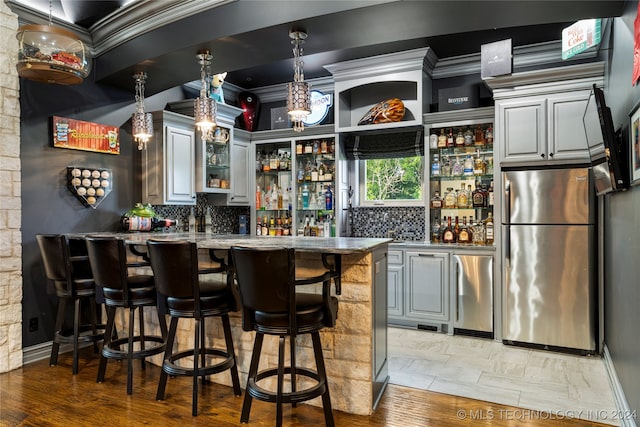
457,183,469,209
296,140,303,155
488,180,494,206
484,212,494,245
256,217,262,236
188,207,196,232
311,163,319,181
441,156,452,177
475,125,485,145
255,185,261,209
431,219,441,243
261,215,268,236
442,216,455,243
301,184,310,209
464,127,474,146
444,187,457,209
321,139,328,154
463,155,474,176
472,180,486,208
325,185,333,210
430,190,443,209
437,128,447,148
453,216,460,242
431,154,440,177
277,186,283,210
452,156,463,177
446,128,454,147
472,217,486,245
485,126,493,144
474,151,486,176
429,132,438,149
455,129,465,146
304,140,313,154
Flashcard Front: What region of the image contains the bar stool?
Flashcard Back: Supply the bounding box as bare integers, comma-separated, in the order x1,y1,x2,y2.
36,234,104,375
146,239,241,416
230,246,339,427
85,236,167,395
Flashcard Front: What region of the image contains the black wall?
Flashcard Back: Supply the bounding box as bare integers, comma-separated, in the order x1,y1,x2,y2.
20,76,140,347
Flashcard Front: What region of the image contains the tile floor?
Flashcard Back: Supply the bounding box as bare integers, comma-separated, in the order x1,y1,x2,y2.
387,327,620,426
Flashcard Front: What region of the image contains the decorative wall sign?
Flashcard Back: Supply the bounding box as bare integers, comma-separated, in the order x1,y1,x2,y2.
302,90,333,126
52,116,120,154
67,167,113,209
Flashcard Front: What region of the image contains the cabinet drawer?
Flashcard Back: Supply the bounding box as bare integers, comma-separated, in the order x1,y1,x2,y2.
388,250,403,265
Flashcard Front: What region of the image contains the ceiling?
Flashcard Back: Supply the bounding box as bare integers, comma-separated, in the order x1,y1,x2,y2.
9,0,627,96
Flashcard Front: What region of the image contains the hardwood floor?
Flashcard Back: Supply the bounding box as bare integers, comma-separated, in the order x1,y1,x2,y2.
0,347,610,426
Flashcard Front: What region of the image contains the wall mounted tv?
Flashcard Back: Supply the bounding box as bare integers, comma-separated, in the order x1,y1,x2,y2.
583,84,629,196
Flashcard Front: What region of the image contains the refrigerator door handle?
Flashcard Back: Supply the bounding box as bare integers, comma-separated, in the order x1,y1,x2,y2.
504,180,511,266
455,259,460,322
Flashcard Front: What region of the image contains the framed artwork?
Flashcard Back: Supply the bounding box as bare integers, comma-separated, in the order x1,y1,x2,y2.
51,116,120,154
630,100,640,186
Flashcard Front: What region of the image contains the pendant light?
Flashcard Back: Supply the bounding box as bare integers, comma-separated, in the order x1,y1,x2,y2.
131,72,153,151
15,0,90,85
194,52,217,141
287,30,311,133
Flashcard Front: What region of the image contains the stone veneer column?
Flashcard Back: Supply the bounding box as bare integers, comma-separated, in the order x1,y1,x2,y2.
0,2,22,373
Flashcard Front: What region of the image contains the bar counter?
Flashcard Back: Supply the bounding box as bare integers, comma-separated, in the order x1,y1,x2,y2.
76,232,391,416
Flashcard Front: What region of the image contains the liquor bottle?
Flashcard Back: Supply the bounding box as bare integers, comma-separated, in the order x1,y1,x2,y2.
188,207,196,232
264,185,271,209
318,163,325,181
457,216,471,244
441,156,452,177
446,128,454,147
472,217,485,245
472,181,486,208
443,187,457,209
277,186,283,210
467,185,474,208
262,215,269,236
431,154,441,177
321,139,328,154
297,218,305,236
437,128,447,148
256,217,262,235
312,140,319,154
431,219,441,243
269,151,279,170
297,161,304,183
304,161,312,182
429,132,438,149
255,185,261,209
452,156,463,177
304,140,313,154
262,153,270,171
429,190,443,209
269,216,276,236
484,212,494,245
121,216,176,232
296,140,303,155
485,125,493,144
463,155,474,176
488,180,494,207
453,216,460,242
311,163,319,181
442,216,455,243
474,125,485,145
204,207,212,234
473,151,486,176
455,129,465,146
284,187,292,212
457,183,469,209
464,127,474,146
325,185,333,210
301,184,310,209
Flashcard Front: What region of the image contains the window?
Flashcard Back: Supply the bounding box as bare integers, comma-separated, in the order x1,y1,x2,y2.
359,157,424,205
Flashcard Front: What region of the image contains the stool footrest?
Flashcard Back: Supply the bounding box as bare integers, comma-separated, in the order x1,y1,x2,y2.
102,335,165,360
163,348,236,378
55,324,105,344
247,366,327,404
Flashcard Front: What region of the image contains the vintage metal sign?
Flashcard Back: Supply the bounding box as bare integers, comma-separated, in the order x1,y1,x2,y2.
562,19,602,60
52,116,120,154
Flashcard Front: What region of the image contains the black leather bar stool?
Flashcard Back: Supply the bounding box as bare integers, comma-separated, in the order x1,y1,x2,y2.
36,234,104,375
85,236,167,395
230,246,339,427
146,239,241,416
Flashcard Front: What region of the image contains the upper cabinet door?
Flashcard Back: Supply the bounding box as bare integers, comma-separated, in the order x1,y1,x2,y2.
498,97,547,164
228,139,251,205
165,125,195,204
546,91,590,163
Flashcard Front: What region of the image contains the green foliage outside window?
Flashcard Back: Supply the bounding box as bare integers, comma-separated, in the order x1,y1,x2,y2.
364,157,423,201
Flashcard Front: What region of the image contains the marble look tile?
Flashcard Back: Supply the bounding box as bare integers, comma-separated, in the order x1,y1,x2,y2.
387,326,618,425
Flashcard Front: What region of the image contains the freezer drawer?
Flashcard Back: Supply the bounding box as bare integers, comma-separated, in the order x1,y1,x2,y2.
503,224,595,351
453,254,493,333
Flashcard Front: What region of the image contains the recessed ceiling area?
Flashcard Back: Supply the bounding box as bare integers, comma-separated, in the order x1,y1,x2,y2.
8,0,626,95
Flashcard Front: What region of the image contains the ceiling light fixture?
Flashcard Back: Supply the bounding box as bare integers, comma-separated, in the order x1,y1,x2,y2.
15,0,90,85
194,52,217,141
131,72,153,151
287,30,311,133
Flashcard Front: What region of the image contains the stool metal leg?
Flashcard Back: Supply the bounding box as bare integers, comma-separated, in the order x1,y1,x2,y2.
50,298,66,367
90,297,100,354
192,318,201,416
241,332,264,423
312,331,334,427
139,306,146,370
72,298,81,375
156,316,178,401
290,333,297,408
221,314,241,395
276,335,285,427
127,307,135,395
97,306,117,383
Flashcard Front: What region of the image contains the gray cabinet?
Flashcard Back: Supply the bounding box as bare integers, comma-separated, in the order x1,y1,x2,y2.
387,249,404,319
489,62,605,167
405,251,449,324
142,111,195,206
227,135,251,205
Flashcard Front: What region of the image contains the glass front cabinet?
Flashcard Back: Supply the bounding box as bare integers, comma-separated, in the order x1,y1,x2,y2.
424,108,495,246
252,127,337,237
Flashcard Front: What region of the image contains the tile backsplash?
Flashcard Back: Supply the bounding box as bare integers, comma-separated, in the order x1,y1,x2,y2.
348,206,425,241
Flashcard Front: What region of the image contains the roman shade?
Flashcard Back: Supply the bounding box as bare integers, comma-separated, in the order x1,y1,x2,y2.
343,126,424,160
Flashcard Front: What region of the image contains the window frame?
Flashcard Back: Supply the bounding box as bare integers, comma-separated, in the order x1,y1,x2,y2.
357,156,426,207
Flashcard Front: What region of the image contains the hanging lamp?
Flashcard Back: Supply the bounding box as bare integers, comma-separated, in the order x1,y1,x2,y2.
287,30,311,133
15,0,90,85
131,72,153,151
194,52,217,141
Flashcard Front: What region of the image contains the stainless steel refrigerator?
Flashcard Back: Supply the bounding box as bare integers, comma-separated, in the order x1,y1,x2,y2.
502,167,596,353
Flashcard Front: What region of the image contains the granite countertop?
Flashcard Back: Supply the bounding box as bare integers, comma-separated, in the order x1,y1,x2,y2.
74,232,391,254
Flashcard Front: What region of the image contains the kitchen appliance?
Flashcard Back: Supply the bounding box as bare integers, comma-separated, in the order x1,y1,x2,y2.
502,167,596,353
453,254,493,337
583,84,629,195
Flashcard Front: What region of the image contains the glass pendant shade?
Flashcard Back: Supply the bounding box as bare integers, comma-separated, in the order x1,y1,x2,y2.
132,111,153,150
287,30,311,133
16,24,90,85
194,52,217,141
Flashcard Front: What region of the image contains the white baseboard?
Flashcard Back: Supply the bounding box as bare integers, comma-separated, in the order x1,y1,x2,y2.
22,341,94,366
603,344,638,427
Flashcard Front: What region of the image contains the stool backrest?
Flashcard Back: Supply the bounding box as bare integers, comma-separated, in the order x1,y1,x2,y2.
231,246,297,332
146,239,200,300
36,234,91,295
85,236,130,305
